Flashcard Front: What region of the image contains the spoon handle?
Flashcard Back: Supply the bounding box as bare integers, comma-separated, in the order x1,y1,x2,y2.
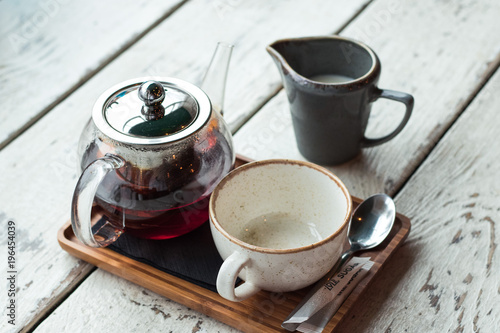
326,251,353,282
282,249,354,331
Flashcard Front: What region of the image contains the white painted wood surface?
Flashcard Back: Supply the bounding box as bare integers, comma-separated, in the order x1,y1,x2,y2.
336,58,500,333
34,270,240,333
234,0,500,199
1,0,498,331
0,0,370,332
0,0,184,149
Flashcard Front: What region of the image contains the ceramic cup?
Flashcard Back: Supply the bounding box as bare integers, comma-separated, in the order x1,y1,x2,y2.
209,159,352,302
267,36,414,165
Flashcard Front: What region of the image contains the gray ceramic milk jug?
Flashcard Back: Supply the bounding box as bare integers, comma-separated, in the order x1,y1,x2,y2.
267,36,414,165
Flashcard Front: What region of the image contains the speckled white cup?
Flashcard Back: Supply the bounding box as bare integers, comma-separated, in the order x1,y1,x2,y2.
209,159,352,302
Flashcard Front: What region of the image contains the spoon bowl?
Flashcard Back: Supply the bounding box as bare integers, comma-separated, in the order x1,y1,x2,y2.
349,193,396,252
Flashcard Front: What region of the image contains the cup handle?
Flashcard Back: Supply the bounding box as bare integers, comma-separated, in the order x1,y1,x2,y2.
216,251,260,302
71,154,124,248
361,88,414,148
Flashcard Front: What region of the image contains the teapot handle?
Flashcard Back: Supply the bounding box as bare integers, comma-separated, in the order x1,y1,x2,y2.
71,154,124,247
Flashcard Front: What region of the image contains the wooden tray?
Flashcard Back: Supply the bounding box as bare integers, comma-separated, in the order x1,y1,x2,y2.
58,155,411,332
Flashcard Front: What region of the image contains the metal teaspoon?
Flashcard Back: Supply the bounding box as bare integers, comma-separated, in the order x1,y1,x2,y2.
282,193,396,331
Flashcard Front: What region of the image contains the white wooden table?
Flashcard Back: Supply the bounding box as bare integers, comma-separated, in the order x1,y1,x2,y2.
1,0,499,332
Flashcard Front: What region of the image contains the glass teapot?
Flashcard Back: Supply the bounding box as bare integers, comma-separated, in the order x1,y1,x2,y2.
71,43,234,247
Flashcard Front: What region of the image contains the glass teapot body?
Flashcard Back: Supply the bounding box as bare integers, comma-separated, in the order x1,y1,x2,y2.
72,75,234,247
78,111,234,241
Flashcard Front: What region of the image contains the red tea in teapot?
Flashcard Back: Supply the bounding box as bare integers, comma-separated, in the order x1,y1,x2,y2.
83,123,233,240
94,195,210,239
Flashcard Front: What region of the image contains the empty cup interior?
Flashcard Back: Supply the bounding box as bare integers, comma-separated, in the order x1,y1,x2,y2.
212,161,350,250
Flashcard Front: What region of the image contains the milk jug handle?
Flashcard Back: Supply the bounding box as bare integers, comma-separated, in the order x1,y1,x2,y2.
71,154,124,248
361,88,414,147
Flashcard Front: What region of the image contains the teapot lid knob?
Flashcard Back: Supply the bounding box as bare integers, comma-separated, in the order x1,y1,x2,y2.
138,80,165,120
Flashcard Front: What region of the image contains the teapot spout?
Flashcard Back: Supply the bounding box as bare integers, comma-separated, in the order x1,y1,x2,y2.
201,42,233,116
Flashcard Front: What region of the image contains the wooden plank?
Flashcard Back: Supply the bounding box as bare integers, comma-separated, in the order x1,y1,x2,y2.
334,50,500,333
0,0,369,332
0,0,185,149
233,0,500,199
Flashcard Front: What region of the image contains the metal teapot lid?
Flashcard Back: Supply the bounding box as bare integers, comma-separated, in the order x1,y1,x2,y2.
92,77,211,145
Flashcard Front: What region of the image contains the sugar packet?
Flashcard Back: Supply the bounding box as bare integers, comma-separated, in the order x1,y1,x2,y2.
282,256,374,332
